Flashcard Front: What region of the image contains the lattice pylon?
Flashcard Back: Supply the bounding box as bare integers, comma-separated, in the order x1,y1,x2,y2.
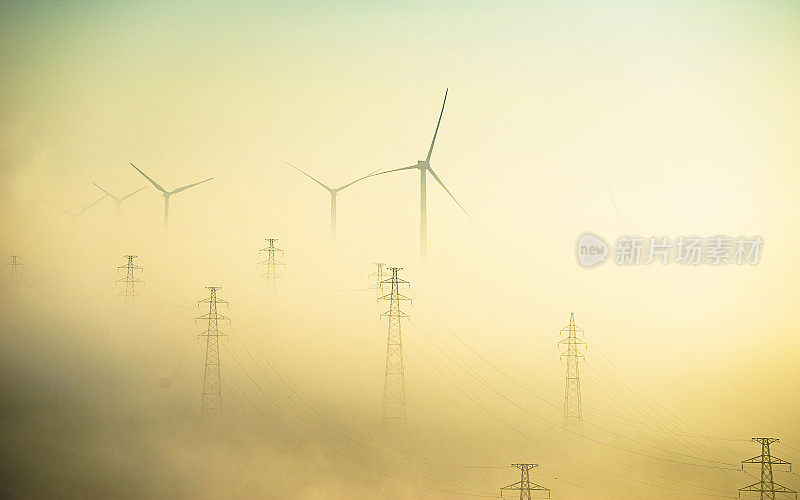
500,463,550,499
116,255,143,319
258,238,284,298
196,287,229,415
559,312,585,435
739,438,796,500
380,267,411,435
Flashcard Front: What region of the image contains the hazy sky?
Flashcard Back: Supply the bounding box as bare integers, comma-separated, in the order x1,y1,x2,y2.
1,1,799,498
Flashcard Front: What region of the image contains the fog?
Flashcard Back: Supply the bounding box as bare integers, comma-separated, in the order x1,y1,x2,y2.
2,1,800,498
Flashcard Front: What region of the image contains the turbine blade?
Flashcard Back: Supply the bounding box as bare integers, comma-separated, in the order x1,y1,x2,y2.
283,161,333,191
425,88,448,163
171,177,213,194
92,182,120,200
79,194,108,214
336,165,392,191
129,163,166,192
427,167,473,222
120,186,148,200
368,164,420,178
606,184,621,216
40,197,73,216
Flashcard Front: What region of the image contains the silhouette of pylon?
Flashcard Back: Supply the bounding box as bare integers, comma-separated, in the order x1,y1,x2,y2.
380,267,410,435
258,238,284,297
369,262,386,303
739,438,796,499
500,463,550,499
196,287,229,415
116,255,143,319
559,312,585,435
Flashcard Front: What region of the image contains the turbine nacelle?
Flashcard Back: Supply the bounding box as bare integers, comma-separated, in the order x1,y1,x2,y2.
128,162,213,231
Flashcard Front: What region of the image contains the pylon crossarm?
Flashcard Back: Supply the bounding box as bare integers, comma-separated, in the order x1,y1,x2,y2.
379,292,411,302
740,484,797,493
198,331,228,338
381,310,409,318
196,314,230,322
116,277,143,283
198,300,229,307
380,277,408,285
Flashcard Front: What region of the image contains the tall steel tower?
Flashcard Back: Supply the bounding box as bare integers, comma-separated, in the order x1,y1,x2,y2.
500,464,550,499
258,238,284,297
380,267,410,434
196,287,229,415
739,438,796,499
369,262,386,303
116,255,143,318
559,312,585,435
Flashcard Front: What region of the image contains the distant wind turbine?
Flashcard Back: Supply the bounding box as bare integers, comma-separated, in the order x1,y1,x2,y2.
283,162,385,244
371,89,471,259
129,163,213,231
92,182,147,216
606,185,638,221
41,195,107,223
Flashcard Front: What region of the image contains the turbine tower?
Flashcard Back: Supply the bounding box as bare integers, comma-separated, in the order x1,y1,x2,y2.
380,267,410,435
283,162,383,244
129,163,213,231
41,195,107,223
559,312,585,435
372,89,470,259
92,182,148,216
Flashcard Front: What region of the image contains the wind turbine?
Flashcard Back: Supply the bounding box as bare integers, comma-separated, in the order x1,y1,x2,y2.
92,182,148,216
283,162,384,244
41,195,107,223
128,163,213,231
606,185,638,221
371,89,470,259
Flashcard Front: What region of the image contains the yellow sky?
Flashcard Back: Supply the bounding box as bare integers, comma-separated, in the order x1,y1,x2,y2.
1,1,799,498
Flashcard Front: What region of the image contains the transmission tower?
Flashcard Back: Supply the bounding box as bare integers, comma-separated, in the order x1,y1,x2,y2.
739,438,796,499
500,464,550,499
380,266,410,434
196,287,229,415
369,262,386,303
559,312,585,435
116,255,143,318
258,238,284,297
6,255,22,288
